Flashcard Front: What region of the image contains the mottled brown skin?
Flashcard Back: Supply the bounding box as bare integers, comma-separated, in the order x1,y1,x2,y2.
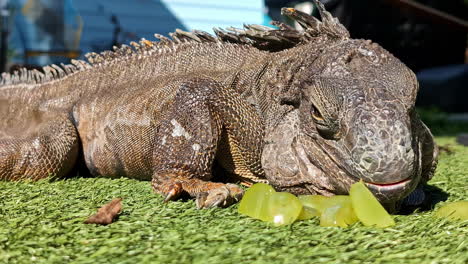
0,1,437,209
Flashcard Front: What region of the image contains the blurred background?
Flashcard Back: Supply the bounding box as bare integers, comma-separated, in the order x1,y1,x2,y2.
0,0,467,113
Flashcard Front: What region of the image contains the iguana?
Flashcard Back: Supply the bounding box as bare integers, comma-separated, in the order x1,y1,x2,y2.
0,1,437,210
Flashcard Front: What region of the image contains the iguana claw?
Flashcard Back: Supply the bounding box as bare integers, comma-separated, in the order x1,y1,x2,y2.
196,184,244,209
163,182,183,202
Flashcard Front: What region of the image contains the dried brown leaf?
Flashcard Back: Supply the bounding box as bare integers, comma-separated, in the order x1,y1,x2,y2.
84,198,122,225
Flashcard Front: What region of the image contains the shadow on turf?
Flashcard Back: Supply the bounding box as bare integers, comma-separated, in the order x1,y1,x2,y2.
398,184,449,215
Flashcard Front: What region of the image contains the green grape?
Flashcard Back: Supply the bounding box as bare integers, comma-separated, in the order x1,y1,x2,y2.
320,204,342,227
238,183,275,221
297,206,320,220
298,195,329,217
349,181,395,228
298,195,357,227
435,201,468,221
334,198,358,227
267,192,303,226
298,195,347,216
319,196,357,227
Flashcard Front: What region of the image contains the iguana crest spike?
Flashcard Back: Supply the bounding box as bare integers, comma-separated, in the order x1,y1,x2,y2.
281,0,349,39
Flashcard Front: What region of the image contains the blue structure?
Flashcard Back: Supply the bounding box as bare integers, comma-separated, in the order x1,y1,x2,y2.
8,0,83,65
160,0,265,31
8,0,264,66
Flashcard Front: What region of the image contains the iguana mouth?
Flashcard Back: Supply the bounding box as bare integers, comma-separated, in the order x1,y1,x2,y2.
365,177,411,187
363,177,414,201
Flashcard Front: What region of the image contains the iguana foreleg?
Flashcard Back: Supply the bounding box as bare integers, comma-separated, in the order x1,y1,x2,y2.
151,77,265,208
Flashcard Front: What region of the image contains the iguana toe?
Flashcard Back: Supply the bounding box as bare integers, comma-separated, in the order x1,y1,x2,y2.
196,184,244,209
163,182,184,202
195,192,209,209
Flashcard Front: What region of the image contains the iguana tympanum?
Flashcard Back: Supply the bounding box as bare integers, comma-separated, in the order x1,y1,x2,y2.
0,1,437,210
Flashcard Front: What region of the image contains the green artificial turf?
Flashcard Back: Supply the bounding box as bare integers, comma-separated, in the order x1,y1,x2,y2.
1,115,467,264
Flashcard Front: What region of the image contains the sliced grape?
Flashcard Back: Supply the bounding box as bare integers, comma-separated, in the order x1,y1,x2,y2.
318,196,357,227
298,195,329,215
297,206,320,220
335,200,359,227
238,183,275,221
324,195,350,207
435,201,468,221
267,192,303,226
320,205,342,227
349,181,395,228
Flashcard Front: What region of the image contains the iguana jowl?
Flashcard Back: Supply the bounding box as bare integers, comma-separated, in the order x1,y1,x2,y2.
0,1,437,209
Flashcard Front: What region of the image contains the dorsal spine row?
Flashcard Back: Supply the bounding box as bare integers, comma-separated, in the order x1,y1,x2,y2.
0,0,347,87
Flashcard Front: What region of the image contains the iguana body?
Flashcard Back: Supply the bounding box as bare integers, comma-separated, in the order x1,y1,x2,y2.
0,2,437,209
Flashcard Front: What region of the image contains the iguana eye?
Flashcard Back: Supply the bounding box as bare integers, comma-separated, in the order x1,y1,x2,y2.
311,104,340,140
311,106,324,121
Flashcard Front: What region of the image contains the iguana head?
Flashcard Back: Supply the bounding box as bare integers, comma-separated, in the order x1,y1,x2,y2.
262,2,429,205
